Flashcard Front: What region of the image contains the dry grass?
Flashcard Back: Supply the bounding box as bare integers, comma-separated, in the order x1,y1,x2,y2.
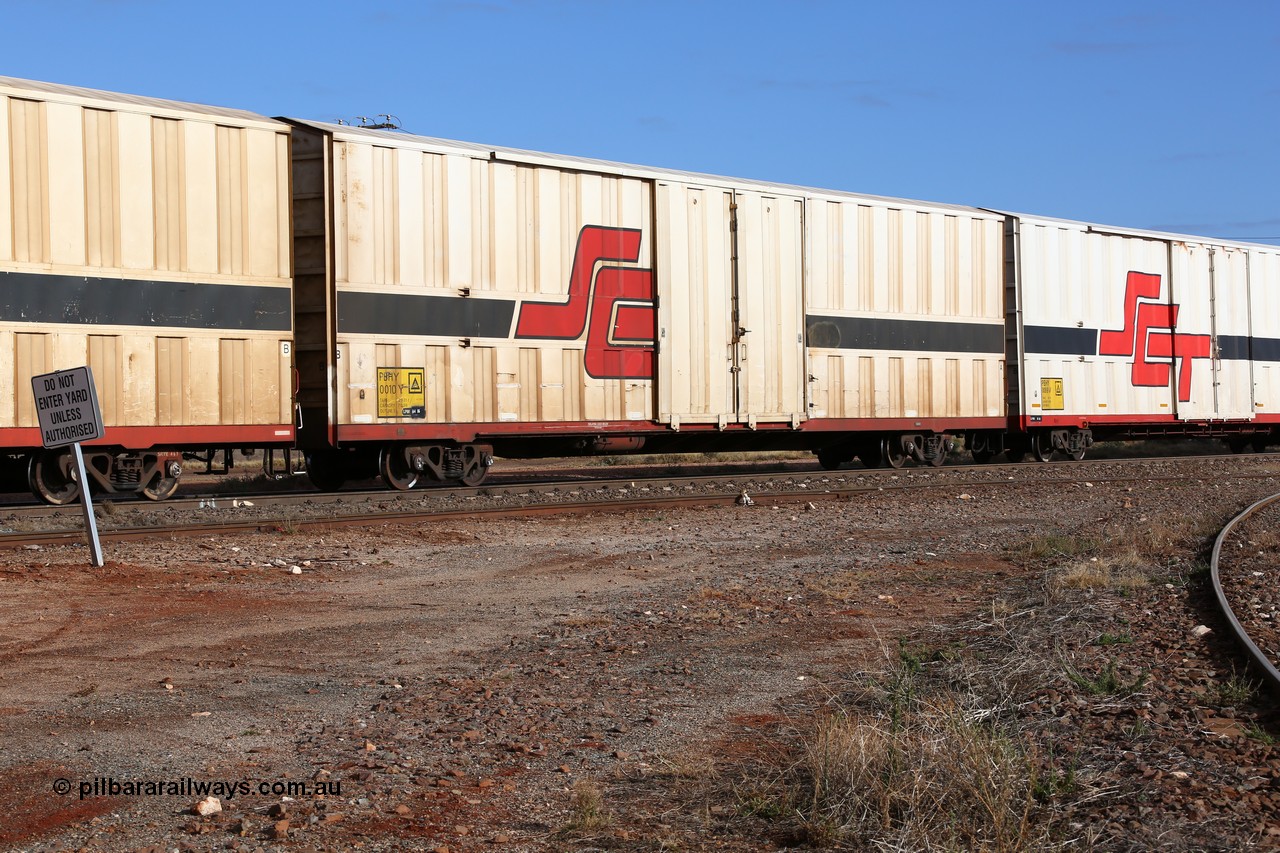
1027,513,1212,593
558,777,612,836
1051,558,1148,592
808,569,878,604
658,752,718,781
1109,516,1215,563
1244,529,1280,551
790,686,1048,850
1019,534,1098,562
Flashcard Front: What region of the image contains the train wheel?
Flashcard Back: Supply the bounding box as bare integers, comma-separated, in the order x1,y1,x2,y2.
29,450,80,505
817,448,846,470
305,451,347,492
1066,446,1086,462
857,440,883,469
971,448,995,464
926,440,948,467
458,445,491,487
141,475,179,501
1030,432,1054,463
882,437,908,469
1228,438,1249,454
379,446,419,491
1252,436,1269,453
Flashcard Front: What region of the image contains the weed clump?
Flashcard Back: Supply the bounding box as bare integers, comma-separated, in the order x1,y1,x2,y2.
557,777,611,836
787,661,1050,851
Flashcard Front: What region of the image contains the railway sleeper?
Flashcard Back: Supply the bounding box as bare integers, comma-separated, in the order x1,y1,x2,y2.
27,448,183,505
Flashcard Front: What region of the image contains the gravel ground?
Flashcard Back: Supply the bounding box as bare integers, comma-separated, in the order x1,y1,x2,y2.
0,454,1277,851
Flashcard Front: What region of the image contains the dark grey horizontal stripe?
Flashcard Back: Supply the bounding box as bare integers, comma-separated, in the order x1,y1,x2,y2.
1218,335,1250,361
1220,335,1280,362
1025,327,1280,362
806,314,1004,354
1252,337,1280,362
338,291,516,337
0,271,291,331
1024,325,1098,356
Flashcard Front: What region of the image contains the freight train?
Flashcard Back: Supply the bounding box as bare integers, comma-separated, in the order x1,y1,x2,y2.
1,76,1276,504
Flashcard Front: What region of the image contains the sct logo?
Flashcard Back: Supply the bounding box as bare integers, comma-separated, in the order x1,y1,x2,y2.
514,226,655,380
1098,271,1211,402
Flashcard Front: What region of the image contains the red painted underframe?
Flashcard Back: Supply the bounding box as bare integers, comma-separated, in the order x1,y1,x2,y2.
0,424,295,451
798,417,1005,432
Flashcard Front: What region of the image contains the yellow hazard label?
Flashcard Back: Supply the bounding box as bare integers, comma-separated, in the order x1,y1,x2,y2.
377,367,426,419
1041,377,1065,411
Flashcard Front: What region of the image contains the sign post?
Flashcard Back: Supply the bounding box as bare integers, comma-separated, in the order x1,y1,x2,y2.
30,367,105,567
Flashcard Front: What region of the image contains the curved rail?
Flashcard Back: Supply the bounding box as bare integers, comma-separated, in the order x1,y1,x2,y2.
1210,492,1280,695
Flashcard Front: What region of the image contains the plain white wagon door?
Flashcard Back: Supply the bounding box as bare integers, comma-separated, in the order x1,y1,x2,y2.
731,190,807,426
655,181,737,427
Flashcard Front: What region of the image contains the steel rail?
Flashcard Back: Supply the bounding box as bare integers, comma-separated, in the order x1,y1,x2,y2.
0,449,1270,512
1210,492,1280,695
5,455,1276,529
0,489,819,548
4,462,1278,552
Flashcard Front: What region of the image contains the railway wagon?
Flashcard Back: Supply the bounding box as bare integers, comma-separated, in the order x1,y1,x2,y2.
979,213,1280,462
0,78,295,502
285,120,1007,488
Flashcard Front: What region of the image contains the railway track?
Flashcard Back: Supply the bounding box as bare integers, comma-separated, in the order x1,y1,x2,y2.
2,452,1277,550
1211,493,1280,696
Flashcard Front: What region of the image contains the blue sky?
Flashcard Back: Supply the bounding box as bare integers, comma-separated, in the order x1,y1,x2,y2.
6,1,1278,243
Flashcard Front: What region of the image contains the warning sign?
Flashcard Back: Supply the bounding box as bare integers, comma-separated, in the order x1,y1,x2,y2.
377,367,426,419
31,366,104,447
1041,377,1065,411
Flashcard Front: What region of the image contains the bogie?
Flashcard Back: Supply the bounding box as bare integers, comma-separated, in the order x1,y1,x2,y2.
27,449,184,505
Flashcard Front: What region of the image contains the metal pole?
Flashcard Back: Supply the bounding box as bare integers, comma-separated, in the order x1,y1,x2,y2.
72,442,104,567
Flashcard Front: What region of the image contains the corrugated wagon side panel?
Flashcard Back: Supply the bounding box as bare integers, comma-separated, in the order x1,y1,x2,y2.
13,332,52,426
188,338,220,424
1169,242,1254,421
733,190,806,423
397,150,425,288
329,131,656,433
8,97,47,264
249,127,290,282
804,201,1005,421
183,121,217,274
1250,249,1280,418
117,111,156,271
0,97,11,261
1017,222,1176,423
45,101,86,266
1211,247,1255,420
655,182,735,423
0,84,294,439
